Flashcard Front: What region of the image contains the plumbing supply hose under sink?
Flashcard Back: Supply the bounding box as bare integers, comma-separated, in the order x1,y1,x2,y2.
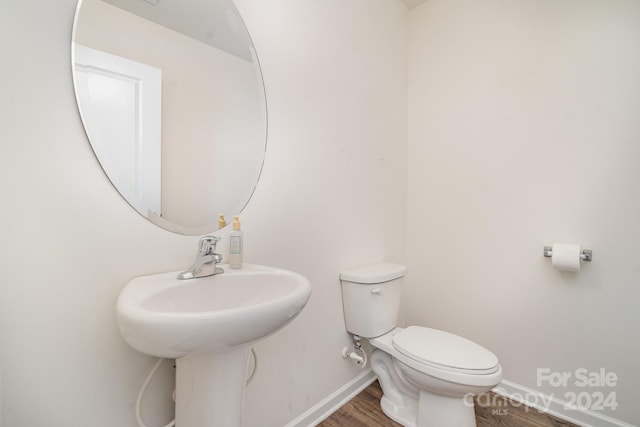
136,358,175,427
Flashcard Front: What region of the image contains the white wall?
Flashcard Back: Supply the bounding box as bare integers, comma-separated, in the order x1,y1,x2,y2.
0,1,407,426
237,0,408,424
407,0,640,424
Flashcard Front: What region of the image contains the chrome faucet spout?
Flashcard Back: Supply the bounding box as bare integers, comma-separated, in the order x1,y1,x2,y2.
177,236,224,280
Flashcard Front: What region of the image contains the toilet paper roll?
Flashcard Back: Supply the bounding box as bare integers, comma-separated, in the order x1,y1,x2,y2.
551,243,581,272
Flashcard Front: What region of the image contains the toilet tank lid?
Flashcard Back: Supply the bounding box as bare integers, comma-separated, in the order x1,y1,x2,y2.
340,263,407,284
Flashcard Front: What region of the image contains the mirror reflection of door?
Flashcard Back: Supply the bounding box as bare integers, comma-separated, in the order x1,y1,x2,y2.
74,44,162,217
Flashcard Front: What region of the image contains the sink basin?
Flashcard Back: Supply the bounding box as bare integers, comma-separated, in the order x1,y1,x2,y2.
116,263,312,358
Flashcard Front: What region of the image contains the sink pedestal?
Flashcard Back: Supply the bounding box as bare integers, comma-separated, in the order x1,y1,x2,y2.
175,346,251,427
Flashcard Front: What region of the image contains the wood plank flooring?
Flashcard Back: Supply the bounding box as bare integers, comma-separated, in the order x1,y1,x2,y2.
318,381,579,427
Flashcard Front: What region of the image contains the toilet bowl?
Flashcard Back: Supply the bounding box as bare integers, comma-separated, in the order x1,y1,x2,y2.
340,263,502,427
370,327,502,427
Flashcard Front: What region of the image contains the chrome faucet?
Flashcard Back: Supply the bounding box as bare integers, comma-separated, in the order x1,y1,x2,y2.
177,236,224,280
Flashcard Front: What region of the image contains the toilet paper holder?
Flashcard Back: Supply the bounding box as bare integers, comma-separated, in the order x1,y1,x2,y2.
543,246,592,261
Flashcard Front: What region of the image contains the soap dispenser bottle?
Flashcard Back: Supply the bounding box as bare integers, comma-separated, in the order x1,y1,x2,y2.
218,213,227,229
229,215,243,269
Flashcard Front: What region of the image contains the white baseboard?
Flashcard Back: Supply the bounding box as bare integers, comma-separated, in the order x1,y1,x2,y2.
494,379,636,427
284,369,377,427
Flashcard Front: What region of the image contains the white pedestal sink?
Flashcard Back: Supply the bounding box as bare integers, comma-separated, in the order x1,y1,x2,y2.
116,263,311,427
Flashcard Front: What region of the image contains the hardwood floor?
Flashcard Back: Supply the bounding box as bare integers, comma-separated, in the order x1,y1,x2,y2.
318,381,401,427
318,381,578,427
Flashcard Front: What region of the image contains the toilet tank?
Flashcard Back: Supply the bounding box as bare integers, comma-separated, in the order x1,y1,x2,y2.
340,263,407,338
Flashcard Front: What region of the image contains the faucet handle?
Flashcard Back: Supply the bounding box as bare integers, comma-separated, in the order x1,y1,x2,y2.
198,235,221,255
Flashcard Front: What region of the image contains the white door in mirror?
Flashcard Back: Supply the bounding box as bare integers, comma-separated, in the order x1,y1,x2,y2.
74,44,162,217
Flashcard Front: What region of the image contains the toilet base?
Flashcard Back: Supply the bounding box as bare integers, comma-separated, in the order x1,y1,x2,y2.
371,348,481,427
379,386,477,427
380,394,417,427
416,389,476,427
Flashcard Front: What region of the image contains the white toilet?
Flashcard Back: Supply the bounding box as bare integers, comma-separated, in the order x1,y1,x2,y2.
340,263,502,427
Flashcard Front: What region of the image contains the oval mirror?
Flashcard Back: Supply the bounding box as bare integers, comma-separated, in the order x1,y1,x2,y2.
71,0,267,235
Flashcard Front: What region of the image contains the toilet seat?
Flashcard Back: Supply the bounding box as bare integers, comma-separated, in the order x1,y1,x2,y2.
370,327,502,388
392,326,499,375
